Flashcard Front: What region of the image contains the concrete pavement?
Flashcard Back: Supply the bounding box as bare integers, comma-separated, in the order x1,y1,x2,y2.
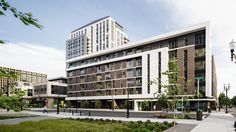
191,112,236,132
26,111,200,125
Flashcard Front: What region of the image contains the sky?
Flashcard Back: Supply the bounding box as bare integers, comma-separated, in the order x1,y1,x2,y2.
0,0,236,97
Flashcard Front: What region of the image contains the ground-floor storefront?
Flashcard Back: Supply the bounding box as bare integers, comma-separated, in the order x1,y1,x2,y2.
27,96,66,108
66,98,216,112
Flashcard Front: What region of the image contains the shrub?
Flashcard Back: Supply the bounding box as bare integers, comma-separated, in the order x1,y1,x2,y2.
81,101,90,108
95,100,102,109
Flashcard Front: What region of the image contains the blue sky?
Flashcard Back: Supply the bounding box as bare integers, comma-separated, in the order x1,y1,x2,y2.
0,0,174,49
1,0,236,97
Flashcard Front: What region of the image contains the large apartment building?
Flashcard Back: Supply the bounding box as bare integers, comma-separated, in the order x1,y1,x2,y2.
66,16,128,59
0,66,47,95
65,22,217,111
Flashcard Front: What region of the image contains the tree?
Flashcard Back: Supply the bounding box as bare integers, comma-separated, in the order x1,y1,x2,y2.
0,0,43,43
95,100,102,109
231,96,236,107
151,58,192,130
218,92,226,108
156,93,169,110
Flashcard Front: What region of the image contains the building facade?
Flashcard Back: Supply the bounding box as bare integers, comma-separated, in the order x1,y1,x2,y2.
66,16,128,59
32,77,67,108
66,22,217,111
0,66,47,96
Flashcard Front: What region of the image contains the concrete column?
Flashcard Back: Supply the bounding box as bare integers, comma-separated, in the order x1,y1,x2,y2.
134,100,139,111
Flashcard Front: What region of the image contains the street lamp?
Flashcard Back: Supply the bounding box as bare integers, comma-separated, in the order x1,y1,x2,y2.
229,39,236,62
224,83,230,113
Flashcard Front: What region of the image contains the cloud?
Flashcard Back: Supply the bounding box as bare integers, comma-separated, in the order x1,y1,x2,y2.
0,43,65,78
146,0,236,97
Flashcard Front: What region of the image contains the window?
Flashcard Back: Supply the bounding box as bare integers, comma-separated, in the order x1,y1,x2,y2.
105,73,111,80
195,33,205,45
169,39,178,49
106,19,109,32
97,66,102,73
158,52,161,93
80,69,85,75
136,68,142,76
195,48,205,57
169,50,177,59
136,78,142,86
195,61,205,70
51,85,67,95
105,64,110,72
147,54,150,94
127,69,133,77
127,59,133,67
136,58,142,66
127,79,134,87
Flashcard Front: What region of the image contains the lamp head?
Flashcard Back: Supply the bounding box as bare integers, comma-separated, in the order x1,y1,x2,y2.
230,39,236,52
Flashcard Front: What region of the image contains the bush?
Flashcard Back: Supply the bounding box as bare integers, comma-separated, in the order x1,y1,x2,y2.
95,100,102,109
141,100,149,111
81,101,90,108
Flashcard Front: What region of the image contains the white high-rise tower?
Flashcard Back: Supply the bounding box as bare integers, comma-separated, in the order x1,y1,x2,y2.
66,16,129,59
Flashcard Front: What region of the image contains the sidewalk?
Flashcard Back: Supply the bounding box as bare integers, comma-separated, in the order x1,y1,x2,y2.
191,112,236,132
26,111,200,125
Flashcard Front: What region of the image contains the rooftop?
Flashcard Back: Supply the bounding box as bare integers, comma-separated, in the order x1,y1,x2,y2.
71,16,111,33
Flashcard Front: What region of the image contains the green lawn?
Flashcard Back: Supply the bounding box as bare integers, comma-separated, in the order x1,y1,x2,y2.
0,118,174,132
0,116,29,120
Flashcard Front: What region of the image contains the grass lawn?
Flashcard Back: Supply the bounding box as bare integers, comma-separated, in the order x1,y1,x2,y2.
0,116,29,120
0,118,174,132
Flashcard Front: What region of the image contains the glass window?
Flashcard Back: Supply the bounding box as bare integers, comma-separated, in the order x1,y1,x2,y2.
195,33,205,45
127,59,133,67
169,39,178,49
136,68,142,76
127,69,133,77
105,73,111,80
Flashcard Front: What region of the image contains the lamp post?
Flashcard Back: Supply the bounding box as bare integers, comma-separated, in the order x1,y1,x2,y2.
224,83,230,113
229,39,236,62
57,94,60,114
195,76,203,111
126,84,130,118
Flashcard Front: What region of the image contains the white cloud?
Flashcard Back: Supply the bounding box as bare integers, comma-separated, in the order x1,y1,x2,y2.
0,43,65,78
146,0,236,97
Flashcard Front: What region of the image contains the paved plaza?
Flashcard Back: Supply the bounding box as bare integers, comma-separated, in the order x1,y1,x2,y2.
191,112,236,132
0,111,235,132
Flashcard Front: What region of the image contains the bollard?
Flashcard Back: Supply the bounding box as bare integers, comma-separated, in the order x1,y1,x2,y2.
89,111,91,116
72,110,74,115
80,111,82,116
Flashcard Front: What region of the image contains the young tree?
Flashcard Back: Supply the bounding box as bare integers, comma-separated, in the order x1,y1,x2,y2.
151,58,192,129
